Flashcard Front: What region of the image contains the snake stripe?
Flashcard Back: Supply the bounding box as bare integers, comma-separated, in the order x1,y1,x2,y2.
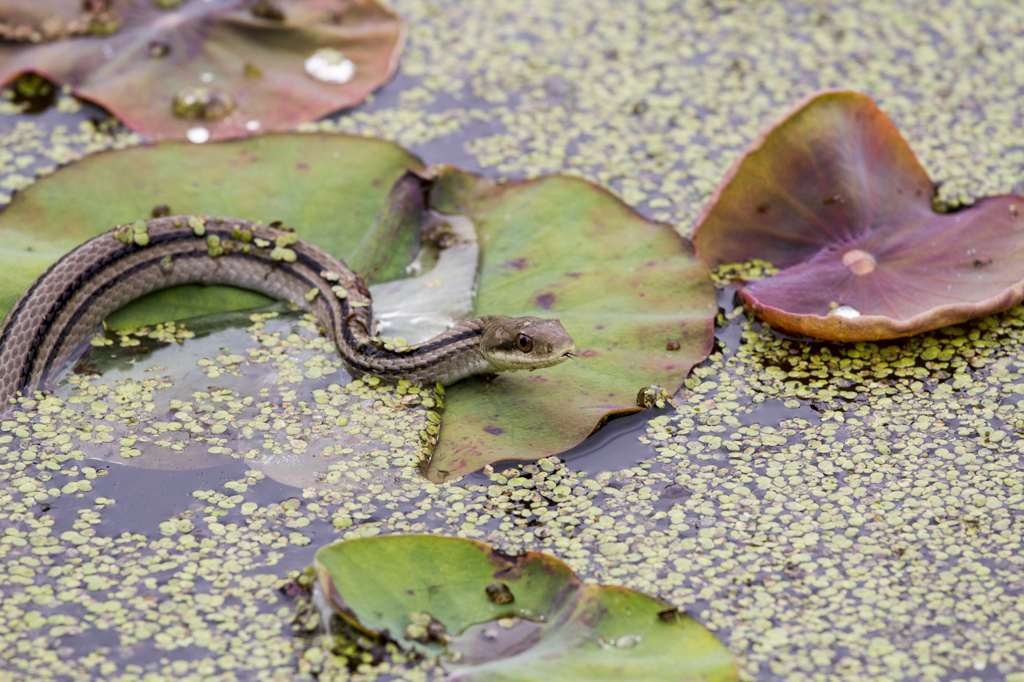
35,250,321,391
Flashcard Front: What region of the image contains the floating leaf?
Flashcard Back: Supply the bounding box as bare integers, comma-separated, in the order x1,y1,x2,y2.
0,0,405,141
314,535,738,682
692,90,1024,342
426,167,715,480
0,132,423,328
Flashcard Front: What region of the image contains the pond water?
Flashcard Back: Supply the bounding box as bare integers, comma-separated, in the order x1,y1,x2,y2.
3,1,1024,679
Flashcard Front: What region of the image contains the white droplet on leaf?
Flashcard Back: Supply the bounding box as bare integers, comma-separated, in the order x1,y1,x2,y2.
831,305,860,319
245,120,260,131
186,127,210,144
304,48,355,84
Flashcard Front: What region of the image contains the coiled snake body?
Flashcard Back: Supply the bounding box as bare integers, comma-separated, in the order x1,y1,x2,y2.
0,215,575,405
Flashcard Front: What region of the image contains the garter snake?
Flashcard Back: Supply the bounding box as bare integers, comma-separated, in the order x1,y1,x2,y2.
0,215,575,404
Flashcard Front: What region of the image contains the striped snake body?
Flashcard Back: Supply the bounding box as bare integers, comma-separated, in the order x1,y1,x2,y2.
0,215,575,405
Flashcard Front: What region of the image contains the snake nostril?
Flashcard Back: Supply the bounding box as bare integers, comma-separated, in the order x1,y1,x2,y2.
547,344,553,352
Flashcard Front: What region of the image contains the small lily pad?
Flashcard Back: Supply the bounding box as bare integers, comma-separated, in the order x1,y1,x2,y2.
692,90,1024,342
426,166,715,480
0,0,405,140
314,535,738,681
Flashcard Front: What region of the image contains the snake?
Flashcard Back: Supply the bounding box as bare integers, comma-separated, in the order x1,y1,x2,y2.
0,215,576,406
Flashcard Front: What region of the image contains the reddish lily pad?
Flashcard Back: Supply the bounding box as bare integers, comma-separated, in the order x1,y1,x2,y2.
426,166,715,481
692,90,1024,342
0,0,405,141
314,535,738,681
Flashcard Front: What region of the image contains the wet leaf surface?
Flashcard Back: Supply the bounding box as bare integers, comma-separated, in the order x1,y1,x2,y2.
0,0,405,140
369,207,480,343
0,132,423,327
314,534,738,682
692,90,1024,342
427,166,715,480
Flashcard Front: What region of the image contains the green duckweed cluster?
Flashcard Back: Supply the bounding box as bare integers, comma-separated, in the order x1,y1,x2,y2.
0,87,139,206
0,310,445,680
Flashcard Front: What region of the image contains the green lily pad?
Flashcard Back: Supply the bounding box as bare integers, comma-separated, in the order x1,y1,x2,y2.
0,132,423,328
314,535,738,681
425,167,715,480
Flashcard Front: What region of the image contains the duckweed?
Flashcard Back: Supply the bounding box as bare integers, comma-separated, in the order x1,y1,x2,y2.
2,0,1024,680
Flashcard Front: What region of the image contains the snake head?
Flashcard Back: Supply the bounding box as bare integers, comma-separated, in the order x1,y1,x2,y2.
480,316,576,372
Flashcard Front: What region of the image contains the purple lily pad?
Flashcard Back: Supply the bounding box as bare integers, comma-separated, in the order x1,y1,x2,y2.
692,90,1024,342
0,0,405,141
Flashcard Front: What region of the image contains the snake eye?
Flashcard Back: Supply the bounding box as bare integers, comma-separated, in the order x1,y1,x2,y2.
515,334,534,353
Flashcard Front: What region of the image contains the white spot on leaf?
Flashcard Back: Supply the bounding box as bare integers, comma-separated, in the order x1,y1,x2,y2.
831,305,860,319
186,127,210,144
305,48,355,84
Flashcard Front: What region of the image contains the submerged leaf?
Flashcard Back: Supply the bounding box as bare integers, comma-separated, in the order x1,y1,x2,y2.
314,535,738,682
0,0,405,140
692,90,1024,341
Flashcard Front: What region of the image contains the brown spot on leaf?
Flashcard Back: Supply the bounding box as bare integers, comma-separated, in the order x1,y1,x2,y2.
506,258,529,270
658,606,687,623
485,583,514,604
